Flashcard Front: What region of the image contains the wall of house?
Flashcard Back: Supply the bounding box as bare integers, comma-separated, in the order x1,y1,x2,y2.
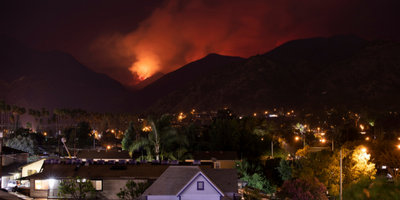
22,159,44,177
214,160,236,169
179,175,221,200
147,196,179,200
100,179,148,199
2,155,14,166
29,179,48,198
2,153,28,166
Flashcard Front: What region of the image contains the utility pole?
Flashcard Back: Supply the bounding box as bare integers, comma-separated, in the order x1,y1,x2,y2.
271,141,274,158
0,131,3,188
74,125,76,158
58,130,61,158
340,149,342,200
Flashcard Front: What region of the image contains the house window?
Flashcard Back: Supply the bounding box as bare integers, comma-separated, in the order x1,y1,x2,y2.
197,181,204,190
91,180,103,191
214,162,221,169
28,169,37,176
35,180,49,190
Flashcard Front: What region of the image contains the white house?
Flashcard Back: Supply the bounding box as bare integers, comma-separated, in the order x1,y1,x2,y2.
141,166,240,200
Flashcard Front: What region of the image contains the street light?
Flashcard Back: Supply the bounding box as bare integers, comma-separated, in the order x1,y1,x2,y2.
320,139,334,151
295,135,306,148
340,147,367,200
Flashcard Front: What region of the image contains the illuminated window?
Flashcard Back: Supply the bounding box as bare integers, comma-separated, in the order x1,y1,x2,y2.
28,170,37,176
91,180,103,191
35,180,49,190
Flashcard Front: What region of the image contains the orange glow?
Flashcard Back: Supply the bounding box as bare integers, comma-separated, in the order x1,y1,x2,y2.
138,75,149,81
295,136,299,140
366,137,369,140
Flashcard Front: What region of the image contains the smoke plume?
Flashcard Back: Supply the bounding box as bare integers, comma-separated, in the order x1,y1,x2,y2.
93,0,395,85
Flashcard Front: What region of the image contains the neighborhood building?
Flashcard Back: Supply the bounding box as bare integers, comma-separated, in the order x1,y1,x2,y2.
76,149,141,162
186,151,239,169
23,159,213,199
140,166,240,200
1,146,29,189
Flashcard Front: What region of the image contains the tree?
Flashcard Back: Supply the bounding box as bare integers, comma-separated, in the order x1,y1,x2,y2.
122,121,136,150
277,159,292,181
342,177,400,200
117,180,150,200
344,145,376,185
58,176,96,200
241,172,276,195
277,178,328,200
129,114,188,161
374,141,400,178
242,187,262,200
5,135,35,155
26,122,32,129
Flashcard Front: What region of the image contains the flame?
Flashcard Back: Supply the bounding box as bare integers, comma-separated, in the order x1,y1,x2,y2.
138,75,148,81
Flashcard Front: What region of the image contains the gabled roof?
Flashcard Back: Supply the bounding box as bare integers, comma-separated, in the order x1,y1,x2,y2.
202,168,238,193
143,166,200,196
1,162,24,176
192,151,238,160
142,166,238,196
176,171,225,196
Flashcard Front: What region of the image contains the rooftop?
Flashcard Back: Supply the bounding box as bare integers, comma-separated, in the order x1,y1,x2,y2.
192,151,239,160
143,166,237,196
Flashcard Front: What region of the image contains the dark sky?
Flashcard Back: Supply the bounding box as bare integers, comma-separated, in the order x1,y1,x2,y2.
1,0,399,86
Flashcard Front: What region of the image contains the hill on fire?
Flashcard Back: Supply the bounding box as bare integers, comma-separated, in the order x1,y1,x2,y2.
140,35,400,116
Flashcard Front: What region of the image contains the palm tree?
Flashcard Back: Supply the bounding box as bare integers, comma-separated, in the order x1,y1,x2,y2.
129,114,188,161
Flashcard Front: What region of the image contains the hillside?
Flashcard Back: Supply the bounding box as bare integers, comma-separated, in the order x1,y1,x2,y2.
134,53,245,110
0,35,135,112
141,35,400,116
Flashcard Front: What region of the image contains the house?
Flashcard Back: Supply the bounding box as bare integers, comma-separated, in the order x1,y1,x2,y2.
186,151,239,169
77,149,141,162
140,166,240,200
1,146,29,189
24,159,212,199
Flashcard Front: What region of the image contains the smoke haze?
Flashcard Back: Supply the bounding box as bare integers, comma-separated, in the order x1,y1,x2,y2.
92,0,400,85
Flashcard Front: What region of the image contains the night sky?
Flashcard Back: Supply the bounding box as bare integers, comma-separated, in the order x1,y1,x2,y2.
1,0,399,86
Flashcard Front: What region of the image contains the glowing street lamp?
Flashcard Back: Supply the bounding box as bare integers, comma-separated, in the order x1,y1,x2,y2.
360,125,366,134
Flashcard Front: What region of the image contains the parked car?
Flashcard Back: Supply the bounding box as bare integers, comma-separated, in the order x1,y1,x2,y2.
7,180,19,188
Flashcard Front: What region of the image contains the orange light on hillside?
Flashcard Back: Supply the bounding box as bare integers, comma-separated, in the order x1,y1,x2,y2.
295,136,299,141
366,137,369,140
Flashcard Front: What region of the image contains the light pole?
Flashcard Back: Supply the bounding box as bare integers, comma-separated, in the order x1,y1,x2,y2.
295,136,306,148
339,147,366,200
320,139,334,151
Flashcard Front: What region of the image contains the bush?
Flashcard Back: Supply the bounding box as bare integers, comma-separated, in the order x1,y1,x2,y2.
277,177,328,200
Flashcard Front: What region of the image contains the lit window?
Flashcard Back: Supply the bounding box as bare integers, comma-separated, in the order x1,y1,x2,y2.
91,180,103,191
197,181,204,190
35,180,49,190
